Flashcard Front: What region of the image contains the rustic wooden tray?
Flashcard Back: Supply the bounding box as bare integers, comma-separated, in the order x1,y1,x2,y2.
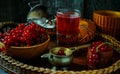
0,33,120,74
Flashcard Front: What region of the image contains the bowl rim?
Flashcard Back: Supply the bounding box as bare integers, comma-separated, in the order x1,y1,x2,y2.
94,10,120,18
49,47,73,57
9,35,50,48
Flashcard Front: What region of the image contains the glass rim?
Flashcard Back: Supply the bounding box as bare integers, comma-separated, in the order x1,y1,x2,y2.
57,9,80,17
57,8,80,13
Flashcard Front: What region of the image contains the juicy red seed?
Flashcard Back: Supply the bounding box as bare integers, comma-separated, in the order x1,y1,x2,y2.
92,46,96,49
3,40,9,46
57,50,65,56
91,48,96,53
30,22,36,25
100,47,107,52
10,29,14,33
96,42,101,46
18,23,25,28
104,45,108,49
92,41,103,46
20,37,25,42
92,54,99,59
92,42,96,45
0,46,6,51
89,55,93,59
41,28,46,33
12,34,17,38
88,58,94,66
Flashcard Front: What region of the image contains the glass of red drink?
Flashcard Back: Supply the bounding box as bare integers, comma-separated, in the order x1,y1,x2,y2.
56,9,80,47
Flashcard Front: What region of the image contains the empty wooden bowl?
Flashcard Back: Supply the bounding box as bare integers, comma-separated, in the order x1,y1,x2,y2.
93,10,120,40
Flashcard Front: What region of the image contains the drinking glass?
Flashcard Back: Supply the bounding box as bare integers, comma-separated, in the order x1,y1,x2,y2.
56,9,80,47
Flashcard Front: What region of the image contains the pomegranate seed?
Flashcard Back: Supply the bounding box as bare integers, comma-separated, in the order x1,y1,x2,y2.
92,42,96,45
0,46,6,51
91,48,96,53
57,49,65,56
89,55,93,59
100,47,107,52
88,58,94,66
92,54,99,59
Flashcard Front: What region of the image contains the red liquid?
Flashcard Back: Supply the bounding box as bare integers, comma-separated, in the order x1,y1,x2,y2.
57,12,80,35
56,12,80,46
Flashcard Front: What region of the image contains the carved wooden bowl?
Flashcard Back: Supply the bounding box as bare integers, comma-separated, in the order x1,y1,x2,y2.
0,21,50,60
93,10,120,40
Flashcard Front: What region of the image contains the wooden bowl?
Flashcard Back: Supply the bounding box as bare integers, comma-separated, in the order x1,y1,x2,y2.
93,10,120,40
0,21,50,60
5,35,50,60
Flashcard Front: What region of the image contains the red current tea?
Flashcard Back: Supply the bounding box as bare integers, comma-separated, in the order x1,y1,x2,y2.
57,9,80,47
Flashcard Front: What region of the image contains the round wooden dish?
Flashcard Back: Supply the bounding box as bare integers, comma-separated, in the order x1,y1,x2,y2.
0,21,50,60
5,35,50,60
93,10,120,40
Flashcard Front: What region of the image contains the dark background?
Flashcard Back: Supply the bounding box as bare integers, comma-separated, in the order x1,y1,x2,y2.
0,0,120,22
